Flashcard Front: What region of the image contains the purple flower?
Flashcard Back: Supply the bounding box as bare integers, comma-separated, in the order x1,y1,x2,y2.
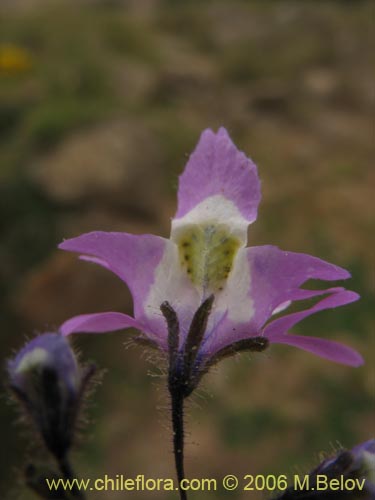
59,127,362,375
58,127,363,500
8,333,90,460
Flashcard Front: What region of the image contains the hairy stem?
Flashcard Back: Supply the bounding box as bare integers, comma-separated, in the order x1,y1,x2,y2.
161,300,188,499
169,384,187,500
58,455,86,499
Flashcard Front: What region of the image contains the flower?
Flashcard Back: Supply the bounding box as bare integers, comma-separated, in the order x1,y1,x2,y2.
274,439,375,499
58,127,363,500
8,333,91,460
59,127,362,386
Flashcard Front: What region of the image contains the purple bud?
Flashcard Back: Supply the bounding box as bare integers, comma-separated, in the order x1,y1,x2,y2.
8,333,79,395
313,440,375,497
351,440,375,484
274,440,375,499
7,333,91,460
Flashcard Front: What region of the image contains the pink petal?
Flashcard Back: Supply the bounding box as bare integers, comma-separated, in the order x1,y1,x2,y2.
268,334,363,367
175,127,261,224
247,245,352,330
264,290,362,366
59,232,166,318
264,289,359,337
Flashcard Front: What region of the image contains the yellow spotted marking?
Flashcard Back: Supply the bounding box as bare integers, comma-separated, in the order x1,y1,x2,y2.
177,224,241,293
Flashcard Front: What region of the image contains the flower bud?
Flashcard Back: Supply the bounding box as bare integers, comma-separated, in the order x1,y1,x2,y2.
352,440,375,487
273,440,375,499
7,333,91,460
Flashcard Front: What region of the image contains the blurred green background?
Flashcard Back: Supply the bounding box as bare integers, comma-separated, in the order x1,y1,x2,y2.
0,0,373,499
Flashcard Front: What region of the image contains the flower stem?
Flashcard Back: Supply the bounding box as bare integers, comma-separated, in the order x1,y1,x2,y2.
161,300,188,499
58,454,86,499
169,384,187,500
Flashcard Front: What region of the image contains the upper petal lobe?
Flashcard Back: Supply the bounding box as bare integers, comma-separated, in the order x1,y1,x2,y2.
174,127,261,226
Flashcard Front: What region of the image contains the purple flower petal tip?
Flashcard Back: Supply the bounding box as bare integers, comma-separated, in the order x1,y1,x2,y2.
269,333,363,367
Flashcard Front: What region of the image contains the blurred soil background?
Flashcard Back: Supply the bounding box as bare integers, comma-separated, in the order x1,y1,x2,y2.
0,0,373,498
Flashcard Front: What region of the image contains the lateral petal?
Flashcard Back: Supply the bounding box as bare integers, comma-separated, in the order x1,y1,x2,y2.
247,245,352,330
264,289,359,337
267,334,363,366
60,312,141,336
59,232,166,319
264,290,362,366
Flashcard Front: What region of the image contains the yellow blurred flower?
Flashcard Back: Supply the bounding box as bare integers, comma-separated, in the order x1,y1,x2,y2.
0,44,33,74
